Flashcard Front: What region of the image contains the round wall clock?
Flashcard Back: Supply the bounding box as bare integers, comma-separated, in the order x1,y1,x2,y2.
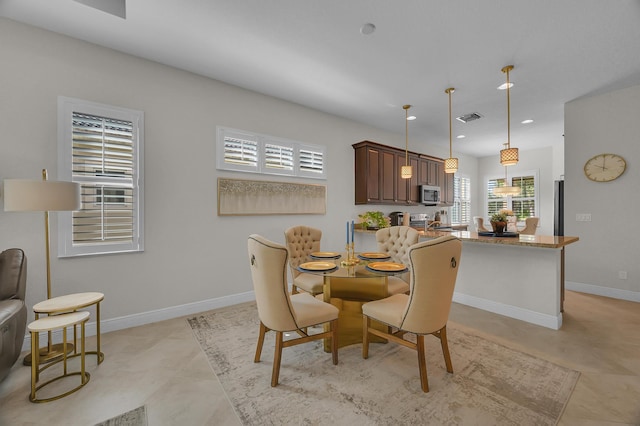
583,153,626,182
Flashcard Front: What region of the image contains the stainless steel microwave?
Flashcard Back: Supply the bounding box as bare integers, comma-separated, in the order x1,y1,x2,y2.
420,185,441,206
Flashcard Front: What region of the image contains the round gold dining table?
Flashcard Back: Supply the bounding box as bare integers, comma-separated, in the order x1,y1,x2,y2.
298,255,407,351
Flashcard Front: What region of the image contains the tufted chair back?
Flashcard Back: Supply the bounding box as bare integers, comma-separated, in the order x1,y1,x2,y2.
377,224,418,258
284,226,322,279
519,217,539,235
376,226,419,286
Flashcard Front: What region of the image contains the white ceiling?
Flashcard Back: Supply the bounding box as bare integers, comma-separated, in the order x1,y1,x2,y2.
2,0,640,157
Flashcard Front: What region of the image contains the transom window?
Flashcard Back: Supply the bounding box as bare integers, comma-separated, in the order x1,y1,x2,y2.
216,127,326,179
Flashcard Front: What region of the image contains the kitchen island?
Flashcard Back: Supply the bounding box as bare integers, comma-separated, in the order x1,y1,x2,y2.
355,229,579,329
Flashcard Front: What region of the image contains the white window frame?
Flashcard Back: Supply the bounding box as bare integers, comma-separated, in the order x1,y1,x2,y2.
451,174,471,225
57,97,144,257
216,126,327,179
486,169,538,226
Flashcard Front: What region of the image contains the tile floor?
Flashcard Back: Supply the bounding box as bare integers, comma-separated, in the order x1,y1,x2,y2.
0,290,638,425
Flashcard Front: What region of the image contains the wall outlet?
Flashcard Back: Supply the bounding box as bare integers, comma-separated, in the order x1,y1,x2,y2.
618,271,628,280
576,213,592,222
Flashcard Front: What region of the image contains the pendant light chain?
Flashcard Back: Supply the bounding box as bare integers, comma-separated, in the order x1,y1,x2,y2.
401,104,413,179
444,88,458,173
448,89,453,158
405,105,409,165
500,65,518,166
506,67,511,149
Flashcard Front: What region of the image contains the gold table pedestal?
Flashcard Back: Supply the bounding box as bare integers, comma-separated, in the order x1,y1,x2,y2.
323,275,389,351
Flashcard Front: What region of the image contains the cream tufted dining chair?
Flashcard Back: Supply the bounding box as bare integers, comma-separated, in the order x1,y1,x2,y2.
375,226,420,295
284,225,324,295
518,217,539,235
248,234,339,387
362,235,462,393
473,216,490,233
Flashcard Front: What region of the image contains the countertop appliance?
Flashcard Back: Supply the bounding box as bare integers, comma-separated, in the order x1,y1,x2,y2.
407,213,430,229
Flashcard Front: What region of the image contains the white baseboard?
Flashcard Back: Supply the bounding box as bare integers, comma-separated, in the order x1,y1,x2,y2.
22,291,256,352
30,282,632,352
565,281,640,303
452,292,562,330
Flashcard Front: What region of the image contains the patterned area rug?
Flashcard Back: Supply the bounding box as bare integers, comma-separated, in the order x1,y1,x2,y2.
188,303,579,425
94,406,147,426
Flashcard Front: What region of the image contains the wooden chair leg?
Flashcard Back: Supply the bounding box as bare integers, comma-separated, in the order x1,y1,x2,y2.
271,331,284,387
416,334,429,393
362,315,370,359
254,322,267,363
330,319,338,365
439,326,454,374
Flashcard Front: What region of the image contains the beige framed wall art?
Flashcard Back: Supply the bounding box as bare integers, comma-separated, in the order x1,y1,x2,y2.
217,178,327,216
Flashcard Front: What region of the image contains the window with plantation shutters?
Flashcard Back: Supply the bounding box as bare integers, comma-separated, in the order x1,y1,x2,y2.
222,132,258,169
486,171,538,224
299,146,324,177
58,97,144,257
451,174,471,224
264,142,294,172
216,127,326,179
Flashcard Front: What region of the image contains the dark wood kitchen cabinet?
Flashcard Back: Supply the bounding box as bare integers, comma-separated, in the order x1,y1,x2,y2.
353,140,447,206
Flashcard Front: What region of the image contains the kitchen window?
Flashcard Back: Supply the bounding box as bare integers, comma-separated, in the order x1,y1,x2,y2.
487,171,537,222
451,174,471,224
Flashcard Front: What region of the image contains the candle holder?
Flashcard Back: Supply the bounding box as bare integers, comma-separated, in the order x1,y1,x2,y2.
341,242,359,266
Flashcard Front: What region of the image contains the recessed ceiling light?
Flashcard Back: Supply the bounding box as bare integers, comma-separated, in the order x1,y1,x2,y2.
407,115,416,121
521,119,533,124
456,135,466,139
497,82,514,90
360,23,376,35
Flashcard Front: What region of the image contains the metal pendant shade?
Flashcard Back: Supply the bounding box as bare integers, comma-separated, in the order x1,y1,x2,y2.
494,144,521,197
444,87,458,174
401,104,413,179
500,65,519,166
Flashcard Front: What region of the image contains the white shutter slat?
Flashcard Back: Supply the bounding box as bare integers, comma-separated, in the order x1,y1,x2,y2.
71,111,135,246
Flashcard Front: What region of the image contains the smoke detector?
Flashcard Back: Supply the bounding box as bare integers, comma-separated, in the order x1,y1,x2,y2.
456,112,483,123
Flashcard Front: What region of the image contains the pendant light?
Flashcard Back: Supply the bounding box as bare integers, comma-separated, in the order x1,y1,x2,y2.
500,65,519,166
444,88,458,173
401,104,413,179
494,144,521,197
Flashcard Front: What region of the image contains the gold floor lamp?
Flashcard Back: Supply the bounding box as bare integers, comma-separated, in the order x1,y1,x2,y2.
3,169,81,364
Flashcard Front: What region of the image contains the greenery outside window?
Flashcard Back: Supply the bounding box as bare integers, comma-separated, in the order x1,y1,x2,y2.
487,171,537,223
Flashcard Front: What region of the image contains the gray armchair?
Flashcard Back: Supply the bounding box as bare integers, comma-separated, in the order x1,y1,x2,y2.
0,248,27,382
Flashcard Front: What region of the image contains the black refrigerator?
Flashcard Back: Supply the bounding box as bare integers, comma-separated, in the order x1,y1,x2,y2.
554,180,564,236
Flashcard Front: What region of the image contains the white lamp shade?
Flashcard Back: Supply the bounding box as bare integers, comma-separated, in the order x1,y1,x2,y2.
3,179,81,212
493,185,521,197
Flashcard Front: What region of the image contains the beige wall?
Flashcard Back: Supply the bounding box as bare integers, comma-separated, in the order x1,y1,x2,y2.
0,18,478,331
564,84,640,300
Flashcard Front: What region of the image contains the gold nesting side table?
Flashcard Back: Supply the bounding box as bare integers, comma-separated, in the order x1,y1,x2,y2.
32,292,105,365
28,311,90,402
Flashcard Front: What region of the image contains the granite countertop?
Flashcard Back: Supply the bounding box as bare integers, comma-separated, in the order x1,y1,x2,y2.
420,230,579,248
355,228,579,249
